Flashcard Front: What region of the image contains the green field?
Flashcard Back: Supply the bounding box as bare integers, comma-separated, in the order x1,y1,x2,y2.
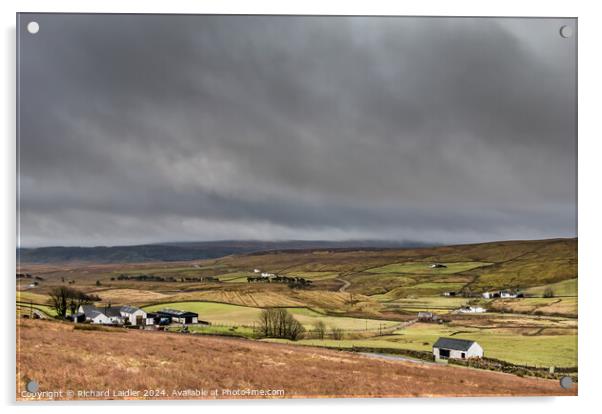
366,261,492,275
266,322,577,367
286,308,399,331
16,302,57,317
378,296,471,313
488,297,577,317
281,271,339,280
143,302,263,326
525,278,577,297
215,272,252,283
142,301,399,330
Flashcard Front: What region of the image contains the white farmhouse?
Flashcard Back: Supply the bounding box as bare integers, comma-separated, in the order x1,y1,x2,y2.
79,305,113,324
78,304,148,326
433,337,483,360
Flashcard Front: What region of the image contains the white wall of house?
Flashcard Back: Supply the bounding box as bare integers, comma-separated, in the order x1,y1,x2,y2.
433,342,483,359
91,313,112,324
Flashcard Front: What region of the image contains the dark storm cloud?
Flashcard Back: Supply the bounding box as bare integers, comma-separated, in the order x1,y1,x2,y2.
17,15,577,246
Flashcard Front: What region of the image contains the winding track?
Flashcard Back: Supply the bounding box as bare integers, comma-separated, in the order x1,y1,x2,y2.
336,278,351,292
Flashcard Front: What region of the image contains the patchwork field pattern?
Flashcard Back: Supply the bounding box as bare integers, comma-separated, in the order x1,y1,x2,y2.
17,237,578,396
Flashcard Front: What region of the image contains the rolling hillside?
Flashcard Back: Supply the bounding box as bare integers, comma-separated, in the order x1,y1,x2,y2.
17,319,575,400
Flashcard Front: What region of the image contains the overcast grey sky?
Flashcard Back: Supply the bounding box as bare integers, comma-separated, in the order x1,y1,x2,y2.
17,14,577,247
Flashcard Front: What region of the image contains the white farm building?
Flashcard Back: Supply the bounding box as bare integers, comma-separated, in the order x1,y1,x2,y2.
433,337,483,360
78,304,148,326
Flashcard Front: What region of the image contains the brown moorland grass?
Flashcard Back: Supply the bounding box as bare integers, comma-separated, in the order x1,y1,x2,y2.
16,319,575,400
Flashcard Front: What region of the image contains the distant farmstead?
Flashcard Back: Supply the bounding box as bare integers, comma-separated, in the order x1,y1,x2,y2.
76,305,202,326
433,337,483,360
77,304,135,325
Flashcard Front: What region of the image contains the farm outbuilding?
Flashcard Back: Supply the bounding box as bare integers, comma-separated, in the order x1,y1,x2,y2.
156,309,199,324
418,311,434,321
120,305,147,326
433,337,483,360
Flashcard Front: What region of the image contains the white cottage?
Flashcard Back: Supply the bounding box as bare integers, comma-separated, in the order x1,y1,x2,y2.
79,305,113,324
433,337,483,360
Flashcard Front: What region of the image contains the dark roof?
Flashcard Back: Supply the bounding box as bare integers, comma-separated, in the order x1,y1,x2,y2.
433,337,476,351
80,305,101,318
120,305,143,314
102,306,123,317
157,308,198,317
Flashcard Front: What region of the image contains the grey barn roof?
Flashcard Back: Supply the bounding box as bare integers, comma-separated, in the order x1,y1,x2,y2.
102,306,123,317
120,305,143,314
157,308,198,317
433,337,476,351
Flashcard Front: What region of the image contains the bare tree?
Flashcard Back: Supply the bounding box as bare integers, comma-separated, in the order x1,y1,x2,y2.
331,327,344,340
257,308,305,340
49,286,70,318
314,320,326,340
49,287,101,318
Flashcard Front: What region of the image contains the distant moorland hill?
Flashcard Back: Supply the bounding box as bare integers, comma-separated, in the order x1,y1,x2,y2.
17,240,431,264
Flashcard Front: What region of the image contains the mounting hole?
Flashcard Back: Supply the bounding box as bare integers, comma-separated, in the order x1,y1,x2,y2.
559,376,573,389
27,21,39,34
559,25,573,39
26,380,39,393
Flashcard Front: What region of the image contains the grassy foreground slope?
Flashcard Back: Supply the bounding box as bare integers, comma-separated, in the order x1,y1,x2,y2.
17,319,575,400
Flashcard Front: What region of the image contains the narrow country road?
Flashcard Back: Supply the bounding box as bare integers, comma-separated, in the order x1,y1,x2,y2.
337,278,351,292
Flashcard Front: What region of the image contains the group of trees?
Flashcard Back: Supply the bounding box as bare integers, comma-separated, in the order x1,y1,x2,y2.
247,275,312,289
112,274,219,283
48,286,101,318
256,310,346,341
311,321,343,340
257,308,305,340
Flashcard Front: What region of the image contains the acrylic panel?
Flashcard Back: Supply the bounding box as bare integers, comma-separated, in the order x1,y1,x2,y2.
16,14,577,401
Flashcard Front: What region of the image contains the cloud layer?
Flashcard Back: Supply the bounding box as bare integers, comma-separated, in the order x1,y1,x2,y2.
18,15,577,246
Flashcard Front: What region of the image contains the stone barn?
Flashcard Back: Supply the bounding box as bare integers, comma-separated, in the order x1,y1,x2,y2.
433,337,483,360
